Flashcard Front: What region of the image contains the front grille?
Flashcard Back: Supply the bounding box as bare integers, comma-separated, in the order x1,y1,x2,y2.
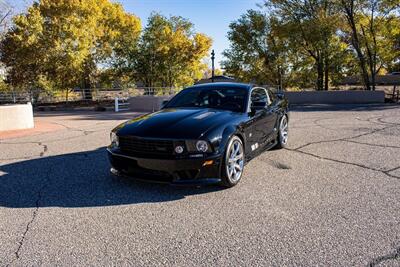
119,136,174,156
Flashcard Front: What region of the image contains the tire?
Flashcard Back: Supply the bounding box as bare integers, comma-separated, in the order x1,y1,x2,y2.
221,135,245,187
275,114,289,149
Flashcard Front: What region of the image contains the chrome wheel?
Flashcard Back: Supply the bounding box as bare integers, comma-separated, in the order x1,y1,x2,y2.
226,138,244,183
280,115,289,145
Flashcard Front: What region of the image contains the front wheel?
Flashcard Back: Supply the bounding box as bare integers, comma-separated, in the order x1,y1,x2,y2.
221,136,245,187
275,114,289,149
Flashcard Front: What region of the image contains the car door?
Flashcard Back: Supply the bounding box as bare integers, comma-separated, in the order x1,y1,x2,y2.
263,88,279,142
245,88,270,153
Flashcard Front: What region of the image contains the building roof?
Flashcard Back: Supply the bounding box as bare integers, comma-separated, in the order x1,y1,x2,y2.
195,75,237,84
339,74,400,86
187,82,253,91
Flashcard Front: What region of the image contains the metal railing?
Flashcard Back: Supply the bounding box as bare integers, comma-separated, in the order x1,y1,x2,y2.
0,91,35,103
114,97,130,112
0,87,179,105
388,89,400,102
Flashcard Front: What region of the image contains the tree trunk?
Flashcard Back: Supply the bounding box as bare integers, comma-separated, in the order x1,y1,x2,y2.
371,71,376,91
351,26,371,90
168,68,173,89
65,89,69,104
82,78,92,100
324,57,329,91
342,1,371,90
316,58,324,91
392,85,396,100
362,25,376,92
278,66,283,91
82,57,94,100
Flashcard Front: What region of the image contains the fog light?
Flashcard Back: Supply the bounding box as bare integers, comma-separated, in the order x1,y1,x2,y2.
175,145,184,154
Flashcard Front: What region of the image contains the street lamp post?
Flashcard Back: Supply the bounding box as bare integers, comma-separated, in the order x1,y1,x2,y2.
211,49,215,83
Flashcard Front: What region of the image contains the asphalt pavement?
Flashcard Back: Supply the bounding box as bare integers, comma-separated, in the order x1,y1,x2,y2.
0,104,399,266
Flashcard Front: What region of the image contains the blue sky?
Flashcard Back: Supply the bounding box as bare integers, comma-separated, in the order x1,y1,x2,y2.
119,0,262,68
13,0,262,68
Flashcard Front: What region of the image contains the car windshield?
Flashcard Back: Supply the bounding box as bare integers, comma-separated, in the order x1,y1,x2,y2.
165,87,247,112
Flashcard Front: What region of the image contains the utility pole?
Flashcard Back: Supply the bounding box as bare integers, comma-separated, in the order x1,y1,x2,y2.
211,49,215,83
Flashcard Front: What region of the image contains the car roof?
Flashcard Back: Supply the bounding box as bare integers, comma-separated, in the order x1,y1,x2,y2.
185,82,253,91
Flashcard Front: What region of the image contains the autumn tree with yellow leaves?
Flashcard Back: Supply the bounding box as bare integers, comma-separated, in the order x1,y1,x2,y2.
118,13,212,89
0,1,212,99
223,0,400,91
0,0,142,99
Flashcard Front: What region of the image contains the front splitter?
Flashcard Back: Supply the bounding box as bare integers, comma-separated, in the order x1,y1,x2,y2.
110,168,221,186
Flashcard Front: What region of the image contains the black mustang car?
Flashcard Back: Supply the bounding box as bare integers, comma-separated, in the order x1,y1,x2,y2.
107,82,289,187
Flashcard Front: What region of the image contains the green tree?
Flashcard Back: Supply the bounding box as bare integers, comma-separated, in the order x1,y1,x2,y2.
339,0,400,90
223,0,399,91
222,10,289,88
126,13,212,89
0,0,141,100
265,0,345,90
0,0,13,92
222,3,350,91
0,0,13,34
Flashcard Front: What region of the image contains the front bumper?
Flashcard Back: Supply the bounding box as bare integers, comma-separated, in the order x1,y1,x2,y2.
107,148,222,185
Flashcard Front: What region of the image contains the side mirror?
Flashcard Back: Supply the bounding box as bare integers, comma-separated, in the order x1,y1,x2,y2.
275,92,285,100
250,101,266,113
161,100,169,108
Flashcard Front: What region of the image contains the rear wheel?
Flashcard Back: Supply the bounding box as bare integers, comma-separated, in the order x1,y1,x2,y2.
221,136,244,187
275,115,289,149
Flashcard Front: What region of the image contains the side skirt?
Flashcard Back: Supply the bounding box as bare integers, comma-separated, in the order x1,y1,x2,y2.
245,138,278,163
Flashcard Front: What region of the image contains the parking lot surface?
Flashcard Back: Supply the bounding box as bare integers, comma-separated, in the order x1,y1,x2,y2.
1,104,399,266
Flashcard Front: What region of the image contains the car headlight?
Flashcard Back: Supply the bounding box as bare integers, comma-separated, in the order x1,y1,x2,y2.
196,140,209,152
110,132,119,147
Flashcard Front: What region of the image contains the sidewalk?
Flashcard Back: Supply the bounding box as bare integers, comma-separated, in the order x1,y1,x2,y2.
0,120,65,140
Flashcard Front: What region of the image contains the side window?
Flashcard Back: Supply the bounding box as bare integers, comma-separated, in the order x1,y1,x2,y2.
266,89,274,103
251,88,267,104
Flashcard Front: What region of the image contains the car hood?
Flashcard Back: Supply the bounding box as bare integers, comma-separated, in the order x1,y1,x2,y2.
116,108,241,139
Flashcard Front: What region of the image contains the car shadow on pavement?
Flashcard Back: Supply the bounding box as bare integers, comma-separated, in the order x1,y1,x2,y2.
0,148,223,208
